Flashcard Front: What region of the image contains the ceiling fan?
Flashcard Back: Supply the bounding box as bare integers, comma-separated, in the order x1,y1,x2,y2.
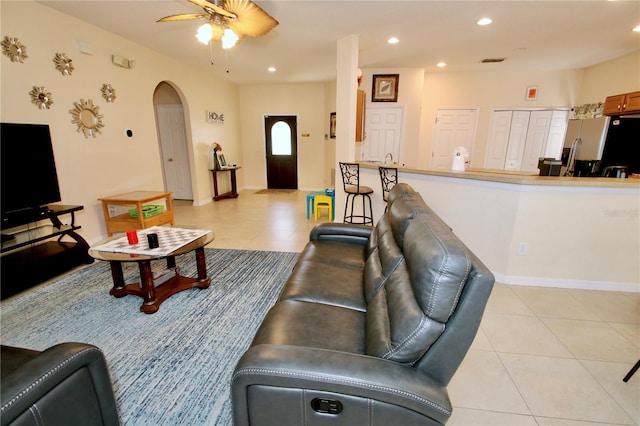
157,0,278,48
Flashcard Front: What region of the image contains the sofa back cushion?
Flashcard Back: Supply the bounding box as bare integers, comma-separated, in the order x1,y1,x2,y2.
364,188,471,365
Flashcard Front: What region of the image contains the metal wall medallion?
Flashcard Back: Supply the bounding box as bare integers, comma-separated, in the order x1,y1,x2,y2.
101,84,116,102
53,52,74,75
29,86,53,109
69,99,104,138
1,36,28,63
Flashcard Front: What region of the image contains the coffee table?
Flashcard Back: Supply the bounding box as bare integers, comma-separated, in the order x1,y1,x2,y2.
89,229,214,314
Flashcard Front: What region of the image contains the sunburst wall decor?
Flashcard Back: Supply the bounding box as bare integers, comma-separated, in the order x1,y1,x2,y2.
1,36,28,63
29,86,54,109
69,99,105,138
53,52,74,75
101,84,116,102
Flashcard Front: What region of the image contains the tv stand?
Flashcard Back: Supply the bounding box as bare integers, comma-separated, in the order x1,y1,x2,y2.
1,234,15,243
1,205,93,300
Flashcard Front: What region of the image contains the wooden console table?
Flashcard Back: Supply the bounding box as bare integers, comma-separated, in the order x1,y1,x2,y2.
210,167,240,201
99,191,174,236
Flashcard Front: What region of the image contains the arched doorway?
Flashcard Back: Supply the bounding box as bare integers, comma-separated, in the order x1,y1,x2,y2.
153,82,193,200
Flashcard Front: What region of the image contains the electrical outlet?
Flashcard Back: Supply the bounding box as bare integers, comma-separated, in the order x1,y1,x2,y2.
108,206,116,216
517,242,528,256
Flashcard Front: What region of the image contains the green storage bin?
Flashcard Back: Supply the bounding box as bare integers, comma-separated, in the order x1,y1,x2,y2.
129,204,164,219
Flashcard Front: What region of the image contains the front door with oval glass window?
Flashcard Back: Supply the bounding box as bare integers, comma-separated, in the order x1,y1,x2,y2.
264,115,298,189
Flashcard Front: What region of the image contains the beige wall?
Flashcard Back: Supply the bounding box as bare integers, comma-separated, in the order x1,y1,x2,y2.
419,69,584,169
1,1,241,244
237,83,326,190
577,51,640,104
357,68,424,166
324,81,337,187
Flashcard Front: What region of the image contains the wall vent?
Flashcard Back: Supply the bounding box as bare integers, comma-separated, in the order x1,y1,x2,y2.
481,58,506,63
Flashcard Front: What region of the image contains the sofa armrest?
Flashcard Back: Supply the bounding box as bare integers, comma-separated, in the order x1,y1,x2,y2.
1,342,119,426
232,344,451,425
309,223,372,245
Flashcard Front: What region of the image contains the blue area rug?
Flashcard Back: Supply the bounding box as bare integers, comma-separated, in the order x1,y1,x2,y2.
0,248,299,425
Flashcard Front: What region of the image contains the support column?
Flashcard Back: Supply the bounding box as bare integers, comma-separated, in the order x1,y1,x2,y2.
334,35,360,222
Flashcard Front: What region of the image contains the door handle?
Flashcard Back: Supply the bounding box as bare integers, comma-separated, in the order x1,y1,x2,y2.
168,158,173,162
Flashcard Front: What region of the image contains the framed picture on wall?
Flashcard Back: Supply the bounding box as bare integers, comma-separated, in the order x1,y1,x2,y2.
526,86,538,101
330,112,336,139
372,74,399,102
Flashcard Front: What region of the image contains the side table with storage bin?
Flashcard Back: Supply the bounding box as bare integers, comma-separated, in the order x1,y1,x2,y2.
99,191,175,236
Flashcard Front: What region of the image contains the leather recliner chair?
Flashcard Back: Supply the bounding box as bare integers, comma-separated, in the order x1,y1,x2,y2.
1,342,119,426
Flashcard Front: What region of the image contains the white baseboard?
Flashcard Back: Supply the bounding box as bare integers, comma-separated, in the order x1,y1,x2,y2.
493,272,640,293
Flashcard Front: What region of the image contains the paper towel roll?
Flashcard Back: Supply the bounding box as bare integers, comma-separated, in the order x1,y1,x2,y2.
452,154,466,172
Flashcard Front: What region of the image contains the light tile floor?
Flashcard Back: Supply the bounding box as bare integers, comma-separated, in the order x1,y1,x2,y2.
174,189,639,425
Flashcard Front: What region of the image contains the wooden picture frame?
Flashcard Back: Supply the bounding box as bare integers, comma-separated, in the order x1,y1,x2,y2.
372,74,399,102
329,112,336,139
217,153,227,168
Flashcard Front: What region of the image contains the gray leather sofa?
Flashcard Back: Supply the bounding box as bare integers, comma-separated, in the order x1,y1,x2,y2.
232,183,495,425
1,342,119,426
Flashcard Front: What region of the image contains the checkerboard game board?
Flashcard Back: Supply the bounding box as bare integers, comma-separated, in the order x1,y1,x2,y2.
92,226,211,256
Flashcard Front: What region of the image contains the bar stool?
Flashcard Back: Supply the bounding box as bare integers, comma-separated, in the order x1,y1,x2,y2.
378,166,398,212
338,162,374,225
314,195,332,221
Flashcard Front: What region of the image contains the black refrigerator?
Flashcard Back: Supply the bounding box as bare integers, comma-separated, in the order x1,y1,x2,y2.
599,115,640,175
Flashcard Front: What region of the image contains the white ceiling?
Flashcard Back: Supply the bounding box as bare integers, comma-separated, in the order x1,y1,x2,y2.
38,0,640,85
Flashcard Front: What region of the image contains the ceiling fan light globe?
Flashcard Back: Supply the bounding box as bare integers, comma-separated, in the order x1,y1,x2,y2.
196,23,213,44
222,28,239,49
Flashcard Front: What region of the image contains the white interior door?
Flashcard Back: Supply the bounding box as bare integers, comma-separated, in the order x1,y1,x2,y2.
361,105,404,163
432,108,478,168
156,105,193,200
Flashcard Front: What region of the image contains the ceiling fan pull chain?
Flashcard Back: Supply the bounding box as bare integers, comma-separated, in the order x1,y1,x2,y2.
209,40,215,66
225,48,230,74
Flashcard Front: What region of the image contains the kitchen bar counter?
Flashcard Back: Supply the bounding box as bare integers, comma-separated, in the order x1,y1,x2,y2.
360,163,640,188
344,163,639,292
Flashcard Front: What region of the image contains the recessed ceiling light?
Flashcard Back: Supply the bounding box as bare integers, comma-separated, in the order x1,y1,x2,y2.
477,17,493,26
387,37,399,44
437,62,447,68
633,25,640,32
267,66,276,72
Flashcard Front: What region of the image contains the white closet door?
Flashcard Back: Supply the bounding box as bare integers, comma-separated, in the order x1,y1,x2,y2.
521,111,552,171
485,111,513,169
544,110,570,159
504,111,530,170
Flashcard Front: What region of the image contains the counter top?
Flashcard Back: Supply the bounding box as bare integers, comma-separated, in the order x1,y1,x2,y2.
360,163,640,188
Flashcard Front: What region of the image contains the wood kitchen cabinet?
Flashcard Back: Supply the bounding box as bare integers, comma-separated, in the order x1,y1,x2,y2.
356,89,365,142
603,91,640,116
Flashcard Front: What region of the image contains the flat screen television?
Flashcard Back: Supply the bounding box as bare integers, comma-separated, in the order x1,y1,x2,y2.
1,123,62,228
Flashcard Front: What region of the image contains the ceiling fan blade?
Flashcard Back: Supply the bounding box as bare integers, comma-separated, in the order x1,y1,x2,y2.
223,0,278,38
188,0,237,19
157,13,208,23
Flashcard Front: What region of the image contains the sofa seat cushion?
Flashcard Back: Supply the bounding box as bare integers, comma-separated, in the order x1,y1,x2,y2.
279,260,366,311
251,300,366,355
296,240,366,270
